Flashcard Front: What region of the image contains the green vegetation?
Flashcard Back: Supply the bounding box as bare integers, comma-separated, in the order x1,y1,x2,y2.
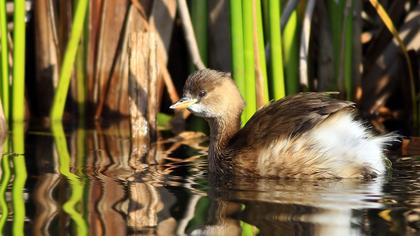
242,0,257,120
0,0,9,121
11,0,26,122
0,140,10,233
52,122,87,235
11,122,26,235
282,10,299,95
50,0,88,121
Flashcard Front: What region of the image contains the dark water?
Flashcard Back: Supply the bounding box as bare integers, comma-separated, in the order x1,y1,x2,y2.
0,123,419,235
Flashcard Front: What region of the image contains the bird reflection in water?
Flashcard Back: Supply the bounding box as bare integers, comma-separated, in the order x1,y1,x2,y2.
188,176,385,236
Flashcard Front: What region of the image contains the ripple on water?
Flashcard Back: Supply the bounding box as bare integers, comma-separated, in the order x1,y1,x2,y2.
7,129,419,235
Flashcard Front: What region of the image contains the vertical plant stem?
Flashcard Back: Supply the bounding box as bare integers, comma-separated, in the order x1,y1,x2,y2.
254,0,269,106
327,0,344,90
242,0,256,121
0,0,9,121
343,0,353,100
12,0,26,121
12,122,26,235
189,0,208,130
283,10,299,95
75,7,88,123
229,0,246,121
269,0,285,99
76,46,86,121
190,0,207,66
178,0,206,70
261,0,269,42
50,0,88,121
299,0,316,90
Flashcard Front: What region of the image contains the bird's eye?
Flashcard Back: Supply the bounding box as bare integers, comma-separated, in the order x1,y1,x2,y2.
199,90,207,97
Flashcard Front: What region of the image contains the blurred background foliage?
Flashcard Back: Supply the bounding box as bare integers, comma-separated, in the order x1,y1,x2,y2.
0,0,419,136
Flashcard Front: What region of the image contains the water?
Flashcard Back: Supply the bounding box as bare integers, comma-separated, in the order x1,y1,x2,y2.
0,123,419,235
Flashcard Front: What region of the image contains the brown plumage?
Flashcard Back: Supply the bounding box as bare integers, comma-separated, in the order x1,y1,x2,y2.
170,69,394,179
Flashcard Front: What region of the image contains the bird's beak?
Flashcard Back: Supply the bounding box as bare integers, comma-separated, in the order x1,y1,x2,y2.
170,97,197,110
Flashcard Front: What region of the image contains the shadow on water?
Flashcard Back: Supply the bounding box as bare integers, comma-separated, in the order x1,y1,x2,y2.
0,120,419,235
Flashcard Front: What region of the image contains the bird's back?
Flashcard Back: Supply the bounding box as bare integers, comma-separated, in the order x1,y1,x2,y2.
226,93,392,178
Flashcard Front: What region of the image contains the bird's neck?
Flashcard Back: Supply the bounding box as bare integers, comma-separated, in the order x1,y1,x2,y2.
206,113,241,173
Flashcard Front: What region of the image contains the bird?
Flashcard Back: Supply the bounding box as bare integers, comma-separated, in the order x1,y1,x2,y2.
170,69,395,179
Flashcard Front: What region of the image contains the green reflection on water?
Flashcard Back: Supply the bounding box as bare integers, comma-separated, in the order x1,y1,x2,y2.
12,122,27,236
51,123,87,236
0,138,10,235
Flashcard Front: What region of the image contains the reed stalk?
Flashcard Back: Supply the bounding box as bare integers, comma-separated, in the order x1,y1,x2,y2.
190,0,207,66
50,0,88,121
12,122,26,235
261,0,269,44
299,0,315,90
254,0,269,105
12,0,26,121
188,0,208,130
52,122,87,235
343,0,353,100
229,0,246,122
327,0,344,90
76,20,88,122
269,0,285,99
283,10,299,95
242,0,256,121
0,0,9,121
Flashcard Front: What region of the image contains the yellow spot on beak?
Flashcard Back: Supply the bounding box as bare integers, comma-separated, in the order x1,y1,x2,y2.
169,97,197,110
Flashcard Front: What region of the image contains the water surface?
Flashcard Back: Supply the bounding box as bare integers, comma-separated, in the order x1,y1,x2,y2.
0,123,419,235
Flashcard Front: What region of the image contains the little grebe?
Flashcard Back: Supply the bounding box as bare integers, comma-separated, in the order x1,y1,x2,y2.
170,69,394,178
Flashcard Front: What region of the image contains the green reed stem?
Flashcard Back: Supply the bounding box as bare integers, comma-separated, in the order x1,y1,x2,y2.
189,0,208,130
269,0,285,99
0,0,9,121
12,0,26,121
343,1,353,100
229,0,246,122
256,0,269,104
242,0,256,121
50,0,88,121
261,0,269,44
52,122,87,236
190,0,207,66
76,0,88,122
327,0,344,90
283,10,299,95
12,122,26,235
76,35,87,122
230,0,245,94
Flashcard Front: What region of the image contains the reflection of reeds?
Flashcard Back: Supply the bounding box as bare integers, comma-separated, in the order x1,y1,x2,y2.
11,122,26,235
128,182,162,229
51,123,87,235
0,139,10,232
33,173,61,236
